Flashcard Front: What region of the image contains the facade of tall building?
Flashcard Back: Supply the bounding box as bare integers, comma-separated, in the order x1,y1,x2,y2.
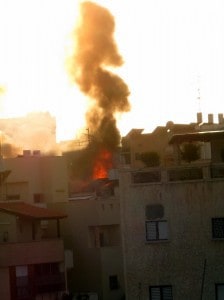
119,126,224,300
0,150,124,300
1,112,224,299
0,201,67,300
0,153,69,300
49,185,125,300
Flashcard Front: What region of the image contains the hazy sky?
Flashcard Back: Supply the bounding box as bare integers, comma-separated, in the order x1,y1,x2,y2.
0,0,224,141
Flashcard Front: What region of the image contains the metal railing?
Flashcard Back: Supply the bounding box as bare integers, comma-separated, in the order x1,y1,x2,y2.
131,163,224,184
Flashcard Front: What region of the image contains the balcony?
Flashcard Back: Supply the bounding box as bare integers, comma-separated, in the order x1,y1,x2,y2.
211,164,224,179
0,239,64,267
168,166,203,181
35,273,65,293
132,170,161,184
131,163,224,184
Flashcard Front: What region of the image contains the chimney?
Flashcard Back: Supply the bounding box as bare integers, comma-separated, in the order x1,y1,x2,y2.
197,112,203,124
218,113,224,124
208,113,213,124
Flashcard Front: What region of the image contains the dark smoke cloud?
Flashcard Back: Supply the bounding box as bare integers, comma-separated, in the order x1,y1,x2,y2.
69,1,130,150
67,1,131,184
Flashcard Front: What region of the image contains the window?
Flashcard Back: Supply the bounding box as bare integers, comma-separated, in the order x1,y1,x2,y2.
216,284,224,300
146,221,168,241
15,265,30,300
212,218,224,239
150,285,173,300
109,275,119,290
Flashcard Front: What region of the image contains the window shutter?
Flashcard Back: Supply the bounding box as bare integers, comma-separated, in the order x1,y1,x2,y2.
212,218,224,238
150,286,173,300
150,287,161,300
162,286,173,300
146,222,157,240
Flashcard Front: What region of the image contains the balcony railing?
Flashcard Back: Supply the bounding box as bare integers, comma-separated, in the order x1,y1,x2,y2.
131,163,224,184
132,170,161,184
168,167,203,181
35,273,65,293
0,239,64,267
211,164,224,179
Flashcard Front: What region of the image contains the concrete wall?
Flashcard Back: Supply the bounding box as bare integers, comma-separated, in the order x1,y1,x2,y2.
2,155,68,203
119,168,224,300
48,195,125,300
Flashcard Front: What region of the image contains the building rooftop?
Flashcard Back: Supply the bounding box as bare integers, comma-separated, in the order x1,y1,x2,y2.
169,130,224,144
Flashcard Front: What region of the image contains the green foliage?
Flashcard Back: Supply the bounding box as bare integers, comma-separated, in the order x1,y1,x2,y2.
181,143,200,163
140,151,160,167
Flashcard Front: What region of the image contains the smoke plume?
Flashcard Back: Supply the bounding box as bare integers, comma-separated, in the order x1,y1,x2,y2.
69,1,130,152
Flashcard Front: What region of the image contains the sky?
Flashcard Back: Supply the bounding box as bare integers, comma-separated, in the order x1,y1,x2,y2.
0,0,224,142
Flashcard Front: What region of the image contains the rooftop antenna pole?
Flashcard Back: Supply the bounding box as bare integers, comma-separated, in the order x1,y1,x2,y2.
197,75,202,113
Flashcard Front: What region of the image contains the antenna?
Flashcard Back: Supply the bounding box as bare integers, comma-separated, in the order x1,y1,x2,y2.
196,76,203,124
197,75,202,112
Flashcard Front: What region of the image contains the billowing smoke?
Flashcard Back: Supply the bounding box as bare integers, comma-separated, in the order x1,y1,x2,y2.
69,1,130,151
0,112,59,157
68,1,130,183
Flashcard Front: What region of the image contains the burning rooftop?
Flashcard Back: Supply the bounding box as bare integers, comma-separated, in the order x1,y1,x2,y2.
66,1,131,189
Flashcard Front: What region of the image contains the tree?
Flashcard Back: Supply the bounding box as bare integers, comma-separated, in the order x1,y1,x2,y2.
140,151,160,167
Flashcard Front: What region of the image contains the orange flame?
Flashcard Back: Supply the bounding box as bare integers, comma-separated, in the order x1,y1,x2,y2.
93,149,113,179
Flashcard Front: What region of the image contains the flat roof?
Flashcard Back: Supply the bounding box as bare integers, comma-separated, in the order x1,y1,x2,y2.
0,202,67,220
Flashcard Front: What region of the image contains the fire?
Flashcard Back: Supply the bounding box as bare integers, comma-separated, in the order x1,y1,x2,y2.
93,149,113,179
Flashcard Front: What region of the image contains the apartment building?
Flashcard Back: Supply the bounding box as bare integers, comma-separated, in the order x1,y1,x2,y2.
0,151,68,204
120,112,224,168
48,176,125,300
0,148,124,300
119,127,224,300
0,152,69,300
0,201,67,300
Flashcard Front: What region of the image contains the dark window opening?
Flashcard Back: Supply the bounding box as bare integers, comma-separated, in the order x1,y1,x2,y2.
212,218,224,239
